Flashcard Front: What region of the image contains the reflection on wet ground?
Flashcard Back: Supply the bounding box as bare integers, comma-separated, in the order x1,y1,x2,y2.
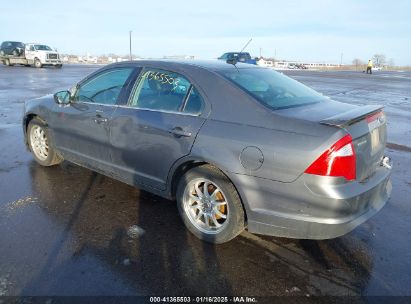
0,65,410,296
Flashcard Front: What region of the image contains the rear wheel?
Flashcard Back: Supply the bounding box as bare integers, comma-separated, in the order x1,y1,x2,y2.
34,59,42,68
176,165,245,243
27,118,63,166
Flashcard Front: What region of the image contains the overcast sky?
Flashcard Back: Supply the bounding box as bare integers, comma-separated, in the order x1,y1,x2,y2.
1,0,410,65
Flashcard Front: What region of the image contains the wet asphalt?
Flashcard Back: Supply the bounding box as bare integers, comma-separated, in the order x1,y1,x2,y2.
0,64,410,297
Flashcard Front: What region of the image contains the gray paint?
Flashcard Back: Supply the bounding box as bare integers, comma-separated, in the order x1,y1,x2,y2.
23,60,392,239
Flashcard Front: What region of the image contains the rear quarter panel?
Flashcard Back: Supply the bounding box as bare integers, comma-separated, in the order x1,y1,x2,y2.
191,117,346,183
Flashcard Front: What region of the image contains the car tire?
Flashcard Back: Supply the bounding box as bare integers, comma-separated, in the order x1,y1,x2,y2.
27,118,63,166
34,59,42,68
176,165,245,244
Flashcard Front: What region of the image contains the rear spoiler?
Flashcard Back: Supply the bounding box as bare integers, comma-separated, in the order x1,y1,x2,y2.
320,105,384,128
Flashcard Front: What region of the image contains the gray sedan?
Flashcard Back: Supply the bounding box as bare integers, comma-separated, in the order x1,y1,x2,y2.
23,60,392,243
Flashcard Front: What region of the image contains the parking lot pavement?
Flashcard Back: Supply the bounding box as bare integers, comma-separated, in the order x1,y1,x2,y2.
0,64,410,297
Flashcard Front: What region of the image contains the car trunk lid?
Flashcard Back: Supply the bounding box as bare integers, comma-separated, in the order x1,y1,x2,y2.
276,102,387,182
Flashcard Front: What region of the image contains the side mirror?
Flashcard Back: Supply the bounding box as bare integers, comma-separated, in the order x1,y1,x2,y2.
54,90,71,105
226,58,238,65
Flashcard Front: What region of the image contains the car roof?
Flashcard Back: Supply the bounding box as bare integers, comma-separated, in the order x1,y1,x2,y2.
2,41,24,44
109,59,260,73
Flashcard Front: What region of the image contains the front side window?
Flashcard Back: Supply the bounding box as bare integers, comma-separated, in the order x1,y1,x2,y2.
130,69,195,112
219,53,228,60
73,68,134,105
219,68,327,110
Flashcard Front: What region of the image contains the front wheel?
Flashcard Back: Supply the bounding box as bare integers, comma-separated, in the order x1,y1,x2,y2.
176,165,245,243
27,118,63,166
34,59,42,68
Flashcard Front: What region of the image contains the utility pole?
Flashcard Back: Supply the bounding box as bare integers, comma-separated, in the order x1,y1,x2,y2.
260,48,262,58
129,30,132,61
340,52,343,66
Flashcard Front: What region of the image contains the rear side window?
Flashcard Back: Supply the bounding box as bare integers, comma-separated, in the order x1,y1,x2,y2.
220,68,326,110
130,68,203,114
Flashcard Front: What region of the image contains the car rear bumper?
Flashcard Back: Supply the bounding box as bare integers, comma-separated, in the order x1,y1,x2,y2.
229,163,392,239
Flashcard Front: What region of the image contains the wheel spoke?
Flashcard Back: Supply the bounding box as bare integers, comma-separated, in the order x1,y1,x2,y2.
195,210,204,220
194,182,203,199
189,193,201,203
204,213,211,228
203,182,210,198
209,187,219,200
214,201,227,207
190,202,200,210
214,208,227,219
211,215,222,228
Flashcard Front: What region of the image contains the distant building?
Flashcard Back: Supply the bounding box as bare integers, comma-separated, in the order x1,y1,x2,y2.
257,58,274,67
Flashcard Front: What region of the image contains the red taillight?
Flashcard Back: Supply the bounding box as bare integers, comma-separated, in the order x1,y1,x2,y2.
305,134,356,181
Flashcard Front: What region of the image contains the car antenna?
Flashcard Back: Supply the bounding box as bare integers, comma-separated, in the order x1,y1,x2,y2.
227,38,253,72
240,38,252,53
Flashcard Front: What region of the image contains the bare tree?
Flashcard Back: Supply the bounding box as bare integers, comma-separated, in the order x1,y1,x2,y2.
352,58,364,70
388,58,395,67
372,54,386,67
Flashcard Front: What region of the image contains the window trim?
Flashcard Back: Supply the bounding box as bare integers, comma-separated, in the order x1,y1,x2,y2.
179,85,193,112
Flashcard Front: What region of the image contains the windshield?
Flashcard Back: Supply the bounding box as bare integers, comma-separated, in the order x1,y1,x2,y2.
34,45,52,51
219,68,327,110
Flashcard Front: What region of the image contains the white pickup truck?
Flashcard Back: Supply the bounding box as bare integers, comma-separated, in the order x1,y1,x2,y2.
1,43,62,68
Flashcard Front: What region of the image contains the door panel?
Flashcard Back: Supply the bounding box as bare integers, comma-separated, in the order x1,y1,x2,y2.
109,108,205,189
49,67,136,172
108,67,207,190
51,103,116,171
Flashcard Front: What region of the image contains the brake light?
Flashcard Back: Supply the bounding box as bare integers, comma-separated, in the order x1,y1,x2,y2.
305,134,356,181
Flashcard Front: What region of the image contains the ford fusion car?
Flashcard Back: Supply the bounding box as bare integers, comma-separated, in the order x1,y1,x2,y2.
23,60,392,243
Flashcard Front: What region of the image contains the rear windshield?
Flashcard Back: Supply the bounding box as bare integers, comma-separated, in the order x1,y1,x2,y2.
219,68,326,110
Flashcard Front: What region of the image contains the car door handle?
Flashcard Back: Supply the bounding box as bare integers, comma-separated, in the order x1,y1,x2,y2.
169,127,192,137
94,114,108,124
